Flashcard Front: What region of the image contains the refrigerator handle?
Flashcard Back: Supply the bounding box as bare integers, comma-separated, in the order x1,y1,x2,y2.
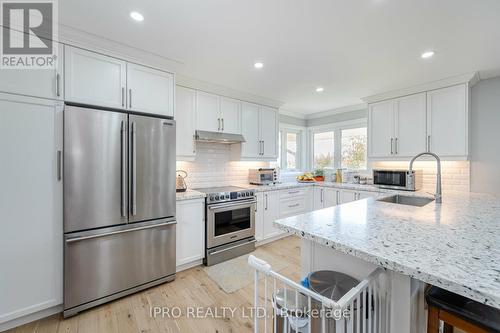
121,121,127,217
131,121,137,216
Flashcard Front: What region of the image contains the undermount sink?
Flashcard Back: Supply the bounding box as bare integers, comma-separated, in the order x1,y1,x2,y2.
377,194,434,207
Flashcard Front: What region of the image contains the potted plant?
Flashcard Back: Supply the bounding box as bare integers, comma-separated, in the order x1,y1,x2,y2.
314,169,325,182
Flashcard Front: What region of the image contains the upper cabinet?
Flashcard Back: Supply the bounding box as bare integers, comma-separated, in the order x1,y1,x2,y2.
126,63,174,117
176,86,197,160
195,91,241,134
65,46,126,109
237,103,278,160
368,84,469,159
427,84,467,157
65,46,174,116
0,40,64,101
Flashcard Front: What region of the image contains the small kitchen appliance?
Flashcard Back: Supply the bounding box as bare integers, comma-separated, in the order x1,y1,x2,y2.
176,170,188,192
249,168,278,185
373,169,423,191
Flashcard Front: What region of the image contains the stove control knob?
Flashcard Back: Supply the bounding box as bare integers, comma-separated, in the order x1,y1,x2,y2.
215,196,219,200
210,196,214,201
225,195,229,199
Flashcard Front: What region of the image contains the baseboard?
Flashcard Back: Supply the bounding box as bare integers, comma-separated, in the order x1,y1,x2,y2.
256,233,290,247
0,305,62,332
176,259,204,273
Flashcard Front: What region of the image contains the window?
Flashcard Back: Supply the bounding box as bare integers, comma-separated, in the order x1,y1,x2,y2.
310,121,367,171
313,131,334,168
278,127,304,171
341,127,367,170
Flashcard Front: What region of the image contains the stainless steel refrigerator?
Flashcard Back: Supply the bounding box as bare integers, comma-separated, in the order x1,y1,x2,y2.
63,105,176,317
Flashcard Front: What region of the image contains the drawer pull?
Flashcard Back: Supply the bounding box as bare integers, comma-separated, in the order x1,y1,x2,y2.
288,190,300,195
288,203,300,208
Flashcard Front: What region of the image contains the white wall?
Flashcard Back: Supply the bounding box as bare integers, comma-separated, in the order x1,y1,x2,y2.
176,142,268,189
470,76,500,194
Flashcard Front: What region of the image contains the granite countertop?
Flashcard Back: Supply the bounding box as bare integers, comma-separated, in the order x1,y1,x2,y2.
274,191,500,309
176,189,206,201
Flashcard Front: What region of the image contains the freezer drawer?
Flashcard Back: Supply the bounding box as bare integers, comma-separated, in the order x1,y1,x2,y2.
64,219,176,312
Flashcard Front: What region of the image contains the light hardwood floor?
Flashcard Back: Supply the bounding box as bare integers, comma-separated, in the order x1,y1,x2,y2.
8,236,301,333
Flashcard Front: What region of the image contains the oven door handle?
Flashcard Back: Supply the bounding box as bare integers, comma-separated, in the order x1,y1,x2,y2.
208,199,257,210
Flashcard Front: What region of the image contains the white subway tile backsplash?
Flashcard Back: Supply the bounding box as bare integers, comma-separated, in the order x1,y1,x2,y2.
176,142,269,189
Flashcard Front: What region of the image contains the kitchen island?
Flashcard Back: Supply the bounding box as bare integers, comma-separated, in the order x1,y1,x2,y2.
274,191,500,331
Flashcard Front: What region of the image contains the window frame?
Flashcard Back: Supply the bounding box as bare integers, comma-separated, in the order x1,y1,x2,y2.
308,119,368,171
278,124,306,172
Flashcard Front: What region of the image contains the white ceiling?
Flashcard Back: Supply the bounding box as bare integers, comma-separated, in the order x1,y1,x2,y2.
59,0,500,115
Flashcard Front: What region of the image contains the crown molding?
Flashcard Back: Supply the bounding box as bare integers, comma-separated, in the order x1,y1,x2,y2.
362,72,480,104
279,109,308,119
177,75,284,109
305,103,367,120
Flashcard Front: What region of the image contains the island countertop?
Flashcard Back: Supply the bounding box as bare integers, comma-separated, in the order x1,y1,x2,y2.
274,191,500,309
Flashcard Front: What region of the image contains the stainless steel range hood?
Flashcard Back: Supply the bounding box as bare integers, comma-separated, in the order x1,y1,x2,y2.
195,130,246,144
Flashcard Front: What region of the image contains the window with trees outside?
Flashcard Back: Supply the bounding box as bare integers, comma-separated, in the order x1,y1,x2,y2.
278,128,303,171
313,131,335,168
311,122,367,171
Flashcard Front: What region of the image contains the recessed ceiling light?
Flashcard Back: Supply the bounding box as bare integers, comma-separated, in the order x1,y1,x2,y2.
254,62,264,69
421,51,435,59
130,11,144,22
316,87,324,93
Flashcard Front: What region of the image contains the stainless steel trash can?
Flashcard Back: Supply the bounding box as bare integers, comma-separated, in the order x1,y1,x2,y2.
308,270,362,333
273,288,310,333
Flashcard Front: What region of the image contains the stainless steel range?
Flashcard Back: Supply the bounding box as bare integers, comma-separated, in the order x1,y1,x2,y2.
195,186,256,266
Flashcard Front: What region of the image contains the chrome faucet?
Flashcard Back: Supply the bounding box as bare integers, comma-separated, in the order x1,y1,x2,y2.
409,152,442,203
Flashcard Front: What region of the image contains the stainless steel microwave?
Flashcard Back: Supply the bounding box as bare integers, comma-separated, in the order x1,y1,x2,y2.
373,169,422,191
249,168,278,185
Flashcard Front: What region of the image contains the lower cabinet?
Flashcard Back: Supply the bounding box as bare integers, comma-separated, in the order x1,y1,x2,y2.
314,186,380,208
176,198,205,268
0,94,63,326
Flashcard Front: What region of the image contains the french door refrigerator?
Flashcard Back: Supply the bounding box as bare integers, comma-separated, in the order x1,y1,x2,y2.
63,105,176,317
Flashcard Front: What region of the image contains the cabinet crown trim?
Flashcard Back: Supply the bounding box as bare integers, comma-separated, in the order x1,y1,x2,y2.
362,72,479,104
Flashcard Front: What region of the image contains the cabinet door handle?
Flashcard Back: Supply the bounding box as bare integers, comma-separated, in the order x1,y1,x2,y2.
427,135,431,152
57,150,62,181
129,89,132,109
265,194,268,210
390,138,394,155
56,73,61,97
192,135,196,154
320,189,324,203
336,191,340,205
395,137,398,155
262,140,265,155
221,118,224,131
121,87,125,107
217,118,220,131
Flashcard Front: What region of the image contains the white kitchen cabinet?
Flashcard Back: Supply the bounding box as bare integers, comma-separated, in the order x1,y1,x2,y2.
278,188,312,218
196,91,220,132
395,93,427,156
196,92,242,134
238,103,278,160
323,188,338,208
176,198,205,268
175,86,197,159
255,192,265,241
262,191,281,240
0,38,64,100
368,100,394,158
358,191,378,200
126,63,174,116
220,97,241,134
0,93,63,325
240,103,261,157
65,46,126,109
427,84,468,157
338,189,357,204
313,187,324,210
260,106,278,158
